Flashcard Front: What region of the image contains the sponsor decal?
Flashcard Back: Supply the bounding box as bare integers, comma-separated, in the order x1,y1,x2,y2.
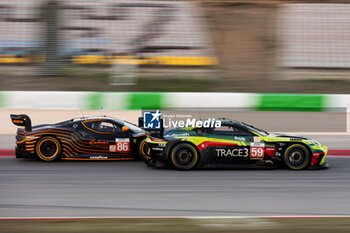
109,145,116,152
234,136,245,141
253,137,261,142
169,133,190,137
265,147,277,157
90,156,108,159
89,138,108,145
116,138,130,152
250,142,265,147
143,110,161,129
216,148,249,157
290,137,302,141
152,147,164,151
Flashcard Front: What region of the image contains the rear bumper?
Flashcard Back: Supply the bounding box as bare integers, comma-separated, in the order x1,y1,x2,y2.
144,142,167,166
15,142,34,159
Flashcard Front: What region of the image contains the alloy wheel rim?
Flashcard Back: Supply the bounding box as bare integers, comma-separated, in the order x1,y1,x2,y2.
176,149,193,165
288,149,305,166
40,141,57,157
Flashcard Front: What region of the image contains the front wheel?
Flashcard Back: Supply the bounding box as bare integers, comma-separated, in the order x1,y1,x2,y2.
170,143,199,170
283,144,311,170
36,136,61,162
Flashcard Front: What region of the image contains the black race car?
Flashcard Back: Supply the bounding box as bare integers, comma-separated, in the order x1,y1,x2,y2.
11,114,147,161
143,119,328,170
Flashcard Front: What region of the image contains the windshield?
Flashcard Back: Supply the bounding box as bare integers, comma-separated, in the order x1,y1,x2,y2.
123,121,144,133
241,122,269,136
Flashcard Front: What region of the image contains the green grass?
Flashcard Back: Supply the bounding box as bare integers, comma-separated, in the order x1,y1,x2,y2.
1,218,350,233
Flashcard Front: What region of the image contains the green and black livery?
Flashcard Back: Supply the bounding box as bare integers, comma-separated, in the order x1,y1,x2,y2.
143,119,328,170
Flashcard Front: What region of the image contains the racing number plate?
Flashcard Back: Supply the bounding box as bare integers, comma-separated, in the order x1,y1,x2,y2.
116,138,130,152
250,142,265,159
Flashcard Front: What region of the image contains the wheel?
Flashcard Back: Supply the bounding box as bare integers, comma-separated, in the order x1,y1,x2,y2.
283,144,311,170
36,136,61,162
170,143,199,170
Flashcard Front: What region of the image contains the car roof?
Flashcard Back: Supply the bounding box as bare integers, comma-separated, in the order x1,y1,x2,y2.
218,119,241,125
72,116,124,124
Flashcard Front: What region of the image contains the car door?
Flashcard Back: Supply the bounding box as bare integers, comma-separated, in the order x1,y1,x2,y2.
80,120,130,156
209,123,256,162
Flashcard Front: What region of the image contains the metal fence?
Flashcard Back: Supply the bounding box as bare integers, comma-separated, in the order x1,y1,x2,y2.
0,0,217,66
279,4,350,68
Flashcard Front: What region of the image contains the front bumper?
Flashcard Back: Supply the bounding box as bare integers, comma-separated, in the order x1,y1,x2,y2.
310,162,329,170
311,144,328,168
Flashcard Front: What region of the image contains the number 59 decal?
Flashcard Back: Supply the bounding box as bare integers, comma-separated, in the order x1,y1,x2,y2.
250,142,265,159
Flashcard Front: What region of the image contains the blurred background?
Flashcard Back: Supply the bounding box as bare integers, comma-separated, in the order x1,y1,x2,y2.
2,1,350,228
1,0,350,93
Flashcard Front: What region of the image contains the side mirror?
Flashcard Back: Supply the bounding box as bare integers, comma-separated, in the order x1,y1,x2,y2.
122,126,129,132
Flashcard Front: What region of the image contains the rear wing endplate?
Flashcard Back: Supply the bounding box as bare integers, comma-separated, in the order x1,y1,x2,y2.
10,114,32,132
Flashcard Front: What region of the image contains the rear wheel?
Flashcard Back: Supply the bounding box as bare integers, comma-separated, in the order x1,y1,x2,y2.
170,143,199,170
36,136,61,162
283,144,311,170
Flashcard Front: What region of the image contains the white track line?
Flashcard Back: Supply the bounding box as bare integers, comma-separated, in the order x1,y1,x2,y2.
1,215,350,220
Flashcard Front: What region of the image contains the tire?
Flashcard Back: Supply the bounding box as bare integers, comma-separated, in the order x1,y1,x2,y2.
170,143,199,170
36,136,61,162
283,144,311,170
138,138,147,160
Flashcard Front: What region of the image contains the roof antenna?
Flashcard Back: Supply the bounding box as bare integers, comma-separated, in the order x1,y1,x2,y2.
101,106,105,117
77,101,85,118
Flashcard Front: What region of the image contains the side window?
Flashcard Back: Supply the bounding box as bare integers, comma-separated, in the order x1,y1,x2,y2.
192,128,212,136
83,121,120,133
98,122,117,133
212,125,253,136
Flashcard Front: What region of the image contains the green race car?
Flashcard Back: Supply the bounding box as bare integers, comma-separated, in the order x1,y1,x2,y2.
143,119,328,170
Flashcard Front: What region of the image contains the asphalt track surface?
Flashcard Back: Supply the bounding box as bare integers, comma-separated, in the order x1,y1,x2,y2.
0,156,350,217
1,133,350,218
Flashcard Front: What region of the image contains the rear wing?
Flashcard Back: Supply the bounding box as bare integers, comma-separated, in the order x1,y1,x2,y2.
10,114,32,132
138,117,164,138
